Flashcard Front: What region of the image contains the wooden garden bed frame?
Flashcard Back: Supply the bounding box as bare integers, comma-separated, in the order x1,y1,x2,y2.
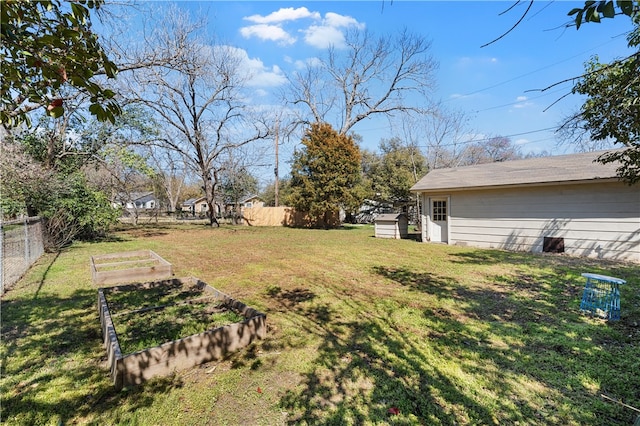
90,250,173,285
98,277,267,390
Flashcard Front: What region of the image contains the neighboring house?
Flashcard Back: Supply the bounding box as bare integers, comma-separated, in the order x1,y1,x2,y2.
240,194,264,209
224,194,264,217
181,197,221,217
181,198,198,214
113,192,159,210
410,151,640,263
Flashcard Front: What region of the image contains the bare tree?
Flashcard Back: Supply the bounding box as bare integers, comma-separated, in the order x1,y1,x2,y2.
405,105,523,169
218,149,260,224
556,113,616,153
460,136,523,165
123,9,270,226
144,145,190,215
286,28,437,135
413,106,473,169
0,141,58,218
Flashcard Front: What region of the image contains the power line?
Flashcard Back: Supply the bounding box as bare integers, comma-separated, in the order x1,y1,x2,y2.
473,86,568,113
446,36,625,102
413,126,558,149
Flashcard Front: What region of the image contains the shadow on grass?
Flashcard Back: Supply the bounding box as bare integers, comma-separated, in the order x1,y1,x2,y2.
33,250,61,299
266,286,316,307
372,251,639,424
85,233,129,244
273,252,639,425
274,273,502,424
122,228,170,238
450,249,640,327
1,287,183,424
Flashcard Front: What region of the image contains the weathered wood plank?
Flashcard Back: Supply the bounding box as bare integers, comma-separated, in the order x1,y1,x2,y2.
98,277,267,390
91,250,173,285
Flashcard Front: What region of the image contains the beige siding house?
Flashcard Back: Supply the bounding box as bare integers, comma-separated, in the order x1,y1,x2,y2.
410,151,640,263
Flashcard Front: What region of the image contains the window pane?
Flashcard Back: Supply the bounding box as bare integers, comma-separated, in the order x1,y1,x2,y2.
433,200,447,221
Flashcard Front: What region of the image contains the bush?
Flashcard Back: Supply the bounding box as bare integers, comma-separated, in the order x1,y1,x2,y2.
42,173,120,250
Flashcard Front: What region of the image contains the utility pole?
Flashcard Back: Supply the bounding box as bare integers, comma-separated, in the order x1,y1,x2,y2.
274,120,279,207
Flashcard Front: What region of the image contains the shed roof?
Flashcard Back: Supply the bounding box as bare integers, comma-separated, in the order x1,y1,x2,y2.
411,150,621,192
375,213,407,221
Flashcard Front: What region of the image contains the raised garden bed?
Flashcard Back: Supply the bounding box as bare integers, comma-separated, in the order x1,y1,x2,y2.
90,250,172,285
98,277,266,390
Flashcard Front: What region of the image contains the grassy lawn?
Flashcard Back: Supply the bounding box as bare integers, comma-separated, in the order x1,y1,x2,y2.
1,224,639,425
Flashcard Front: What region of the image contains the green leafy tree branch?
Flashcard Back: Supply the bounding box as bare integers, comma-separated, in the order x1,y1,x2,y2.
567,1,640,183
1,0,120,127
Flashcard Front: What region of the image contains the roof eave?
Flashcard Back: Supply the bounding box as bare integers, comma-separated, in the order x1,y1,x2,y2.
411,177,622,193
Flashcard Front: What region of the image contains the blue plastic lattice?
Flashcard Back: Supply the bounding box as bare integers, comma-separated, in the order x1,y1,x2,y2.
580,273,626,321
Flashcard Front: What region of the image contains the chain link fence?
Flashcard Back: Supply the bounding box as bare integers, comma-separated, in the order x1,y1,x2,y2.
1,217,45,294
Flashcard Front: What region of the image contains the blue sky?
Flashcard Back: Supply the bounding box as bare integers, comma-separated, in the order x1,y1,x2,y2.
130,1,635,178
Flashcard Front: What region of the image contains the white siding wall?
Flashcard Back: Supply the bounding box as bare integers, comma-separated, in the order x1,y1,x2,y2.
375,221,400,239
431,182,639,262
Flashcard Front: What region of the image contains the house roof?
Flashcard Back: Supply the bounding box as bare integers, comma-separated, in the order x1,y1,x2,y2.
115,192,155,202
134,192,157,203
183,196,223,206
240,194,261,203
225,194,262,205
411,150,622,192
375,213,407,221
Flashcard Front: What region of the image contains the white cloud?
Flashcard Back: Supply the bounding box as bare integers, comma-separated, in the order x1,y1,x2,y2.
250,64,287,87
241,7,320,45
304,25,347,49
299,57,322,69
324,12,365,29
242,8,365,50
226,46,287,88
240,24,296,45
514,96,533,109
303,12,365,49
455,56,499,68
244,7,320,24
514,138,529,146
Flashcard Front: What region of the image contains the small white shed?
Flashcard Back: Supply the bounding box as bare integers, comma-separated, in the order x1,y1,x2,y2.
374,213,409,239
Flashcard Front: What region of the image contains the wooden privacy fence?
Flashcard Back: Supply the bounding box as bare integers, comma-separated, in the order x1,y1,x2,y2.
242,206,339,228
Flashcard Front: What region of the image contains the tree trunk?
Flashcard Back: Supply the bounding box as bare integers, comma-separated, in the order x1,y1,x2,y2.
323,210,330,229
206,201,219,227
201,171,220,227
26,203,38,218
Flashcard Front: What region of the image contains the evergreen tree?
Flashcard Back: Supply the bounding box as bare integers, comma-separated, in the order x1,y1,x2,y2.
287,123,364,228
368,138,428,207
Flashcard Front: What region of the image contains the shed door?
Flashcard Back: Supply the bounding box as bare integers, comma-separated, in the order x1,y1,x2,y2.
431,199,448,243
